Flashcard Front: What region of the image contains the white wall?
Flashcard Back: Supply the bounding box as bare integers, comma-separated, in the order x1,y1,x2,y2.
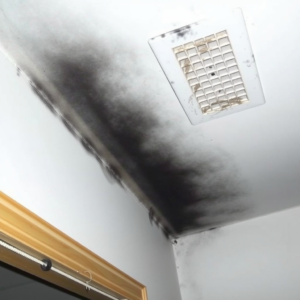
0,51,181,300
174,207,300,300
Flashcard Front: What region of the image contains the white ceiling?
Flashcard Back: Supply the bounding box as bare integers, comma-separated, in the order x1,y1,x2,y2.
0,0,299,236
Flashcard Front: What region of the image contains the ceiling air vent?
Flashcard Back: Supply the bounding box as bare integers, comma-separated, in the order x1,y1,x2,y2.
149,9,265,124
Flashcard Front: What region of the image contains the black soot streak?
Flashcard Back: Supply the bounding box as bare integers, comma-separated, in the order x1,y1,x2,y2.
172,25,192,38
30,81,57,115
26,41,248,236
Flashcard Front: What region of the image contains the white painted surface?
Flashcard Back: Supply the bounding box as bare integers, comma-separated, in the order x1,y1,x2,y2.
0,52,181,300
175,207,300,300
0,0,299,232
0,0,300,297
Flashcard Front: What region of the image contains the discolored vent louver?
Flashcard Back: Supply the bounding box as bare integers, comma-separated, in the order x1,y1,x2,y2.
149,9,265,124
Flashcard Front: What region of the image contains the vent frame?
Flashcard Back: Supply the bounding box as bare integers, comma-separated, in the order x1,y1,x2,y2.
149,9,265,124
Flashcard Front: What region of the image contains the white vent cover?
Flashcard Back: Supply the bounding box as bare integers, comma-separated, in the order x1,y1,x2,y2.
149,9,265,124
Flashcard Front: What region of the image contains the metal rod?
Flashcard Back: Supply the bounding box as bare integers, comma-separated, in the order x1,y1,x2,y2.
0,240,125,300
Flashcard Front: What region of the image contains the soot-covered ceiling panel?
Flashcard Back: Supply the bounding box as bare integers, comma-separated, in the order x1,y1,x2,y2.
1,0,300,237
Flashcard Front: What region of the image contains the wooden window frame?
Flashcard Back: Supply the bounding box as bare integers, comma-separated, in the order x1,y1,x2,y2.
0,191,148,300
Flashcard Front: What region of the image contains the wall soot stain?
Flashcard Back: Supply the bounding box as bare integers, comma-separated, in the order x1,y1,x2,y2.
7,27,248,237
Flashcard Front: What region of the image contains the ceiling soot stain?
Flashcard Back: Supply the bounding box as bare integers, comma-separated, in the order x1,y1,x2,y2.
26,47,249,236
4,21,249,236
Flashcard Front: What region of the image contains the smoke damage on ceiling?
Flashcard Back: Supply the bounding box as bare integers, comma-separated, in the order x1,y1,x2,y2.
0,2,252,237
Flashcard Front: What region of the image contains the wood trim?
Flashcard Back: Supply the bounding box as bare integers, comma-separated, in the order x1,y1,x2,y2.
0,191,148,300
